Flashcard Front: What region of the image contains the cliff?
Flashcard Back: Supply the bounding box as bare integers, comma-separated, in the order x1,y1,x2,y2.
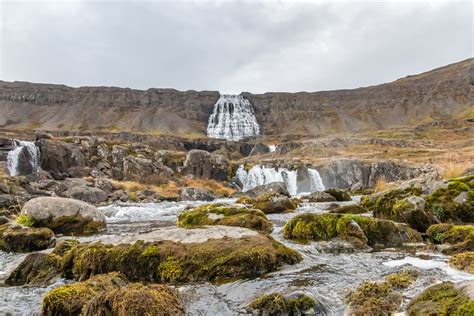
0,58,472,138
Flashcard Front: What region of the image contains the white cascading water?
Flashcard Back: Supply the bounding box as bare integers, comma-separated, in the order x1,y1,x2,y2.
7,140,40,176
207,94,260,141
236,165,325,195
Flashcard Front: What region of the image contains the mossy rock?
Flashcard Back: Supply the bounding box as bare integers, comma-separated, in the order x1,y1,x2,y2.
425,175,474,223
5,252,62,286
385,272,417,289
283,214,421,248
177,203,273,233
330,204,367,214
248,293,317,316
252,193,298,214
345,281,403,315
324,188,352,201
61,235,302,283
449,252,474,273
236,196,256,205
42,272,128,315
426,224,474,254
33,215,106,236
407,281,474,315
360,186,422,213
82,283,184,315
0,224,55,253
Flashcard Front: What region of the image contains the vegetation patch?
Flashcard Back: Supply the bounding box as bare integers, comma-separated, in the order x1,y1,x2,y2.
330,204,367,214
407,281,474,315
426,224,474,254
6,252,62,286
16,214,34,227
33,215,105,236
324,188,352,201
248,293,316,316
345,281,403,315
177,203,273,233
449,252,474,273
385,272,417,289
0,224,55,253
252,193,298,214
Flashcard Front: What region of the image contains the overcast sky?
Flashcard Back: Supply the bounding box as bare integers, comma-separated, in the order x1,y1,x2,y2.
0,0,472,93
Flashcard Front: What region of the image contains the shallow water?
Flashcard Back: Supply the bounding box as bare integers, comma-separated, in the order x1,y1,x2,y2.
1,198,472,315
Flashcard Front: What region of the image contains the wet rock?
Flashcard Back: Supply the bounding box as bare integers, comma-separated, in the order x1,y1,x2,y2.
248,292,317,315
391,195,435,232
5,252,61,286
252,193,298,214
180,187,215,201
245,182,291,198
306,191,337,202
407,281,474,315
183,149,229,181
324,188,352,201
330,204,367,214
0,215,9,224
177,204,273,233
61,233,301,283
63,185,108,204
22,197,106,235
0,194,16,209
0,224,55,252
248,143,270,156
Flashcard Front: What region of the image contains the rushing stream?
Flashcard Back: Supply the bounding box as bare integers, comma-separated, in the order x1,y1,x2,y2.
1,198,472,315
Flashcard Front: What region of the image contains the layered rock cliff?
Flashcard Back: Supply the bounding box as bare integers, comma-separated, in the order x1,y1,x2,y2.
0,58,472,138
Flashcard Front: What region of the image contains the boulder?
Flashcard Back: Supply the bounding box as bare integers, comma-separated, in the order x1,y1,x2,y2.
330,204,368,214
391,195,435,232
16,145,38,175
244,182,291,198
345,281,403,315
249,293,317,315
37,139,86,179
177,203,273,233
449,252,474,273
324,188,352,201
63,186,107,204
183,149,229,181
21,197,106,235
306,191,337,202
5,252,62,286
180,187,215,201
426,224,474,254
252,193,298,214
248,143,270,156
0,224,55,252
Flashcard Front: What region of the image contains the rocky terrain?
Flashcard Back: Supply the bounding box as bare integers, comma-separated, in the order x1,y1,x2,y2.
0,59,472,315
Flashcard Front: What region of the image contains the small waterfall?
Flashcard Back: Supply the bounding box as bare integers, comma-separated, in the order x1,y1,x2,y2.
7,140,40,176
236,165,325,195
207,94,260,141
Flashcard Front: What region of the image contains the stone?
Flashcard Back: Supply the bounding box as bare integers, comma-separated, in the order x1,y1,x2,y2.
183,149,229,181
306,191,337,202
0,224,55,252
244,182,291,198
180,187,215,201
324,188,352,201
37,139,86,179
391,195,435,232
63,185,108,204
21,197,106,235
252,193,298,214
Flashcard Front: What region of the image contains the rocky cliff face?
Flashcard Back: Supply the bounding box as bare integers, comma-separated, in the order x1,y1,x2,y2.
0,59,472,137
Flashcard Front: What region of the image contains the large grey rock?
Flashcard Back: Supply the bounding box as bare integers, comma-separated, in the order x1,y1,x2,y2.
22,197,106,235
183,149,229,181
62,186,108,204
180,187,215,201
244,182,290,198
36,139,86,179
306,191,337,202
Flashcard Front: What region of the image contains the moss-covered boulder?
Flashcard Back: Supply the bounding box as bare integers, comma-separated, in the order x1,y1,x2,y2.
426,224,474,254
283,213,421,248
5,252,62,286
449,252,474,273
61,234,301,283
236,196,256,205
0,224,55,252
360,186,422,214
306,191,337,202
252,193,298,214
324,188,352,201
330,204,367,214
248,293,317,316
407,281,474,315
21,197,106,235
177,203,273,233
42,272,128,315
425,175,474,223
345,281,403,315
385,271,417,289
82,283,184,315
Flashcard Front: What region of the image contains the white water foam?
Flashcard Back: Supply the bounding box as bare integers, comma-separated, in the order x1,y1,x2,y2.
7,140,40,176
207,94,260,141
236,165,325,195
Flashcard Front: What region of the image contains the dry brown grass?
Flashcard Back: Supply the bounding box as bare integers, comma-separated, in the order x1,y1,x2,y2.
374,177,394,193
438,155,471,179
184,178,235,197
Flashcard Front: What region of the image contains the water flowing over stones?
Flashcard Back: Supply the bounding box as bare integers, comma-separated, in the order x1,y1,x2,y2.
207,94,260,141
236,165,325,195
6,140,40,176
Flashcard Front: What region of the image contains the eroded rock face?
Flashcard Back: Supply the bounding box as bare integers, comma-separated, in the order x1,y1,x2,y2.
37,139,86,179
183,149,229,181
22,197,106,235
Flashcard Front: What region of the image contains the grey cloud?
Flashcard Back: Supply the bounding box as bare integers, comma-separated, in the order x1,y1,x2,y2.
0,0,472,93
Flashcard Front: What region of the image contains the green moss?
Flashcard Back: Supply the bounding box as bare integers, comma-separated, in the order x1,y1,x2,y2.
385,272,416,289
330,204,367,214
426,224,474,253
61,235,302,284
5,252,62,286
345,281,403,315
248,293,316,315
282,213,339,243
0,224,55,253
360,186,422,217
16,214,34,227
236,196,256,205
33,215,105,236
324,188,352,201
252,193,298,214
407,281,474,316
449,252,474,273
177,203,273,233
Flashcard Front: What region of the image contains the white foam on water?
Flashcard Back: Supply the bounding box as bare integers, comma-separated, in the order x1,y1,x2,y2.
383,256,474,282
207,94,260,141
7,140,40,176
268,145,276,152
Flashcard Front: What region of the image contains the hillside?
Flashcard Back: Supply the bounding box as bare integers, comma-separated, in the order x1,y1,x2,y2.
0,58,472,138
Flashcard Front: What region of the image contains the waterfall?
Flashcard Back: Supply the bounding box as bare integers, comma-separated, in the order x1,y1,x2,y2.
236,165,325,195
7,140,40,176
207,94,260,141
